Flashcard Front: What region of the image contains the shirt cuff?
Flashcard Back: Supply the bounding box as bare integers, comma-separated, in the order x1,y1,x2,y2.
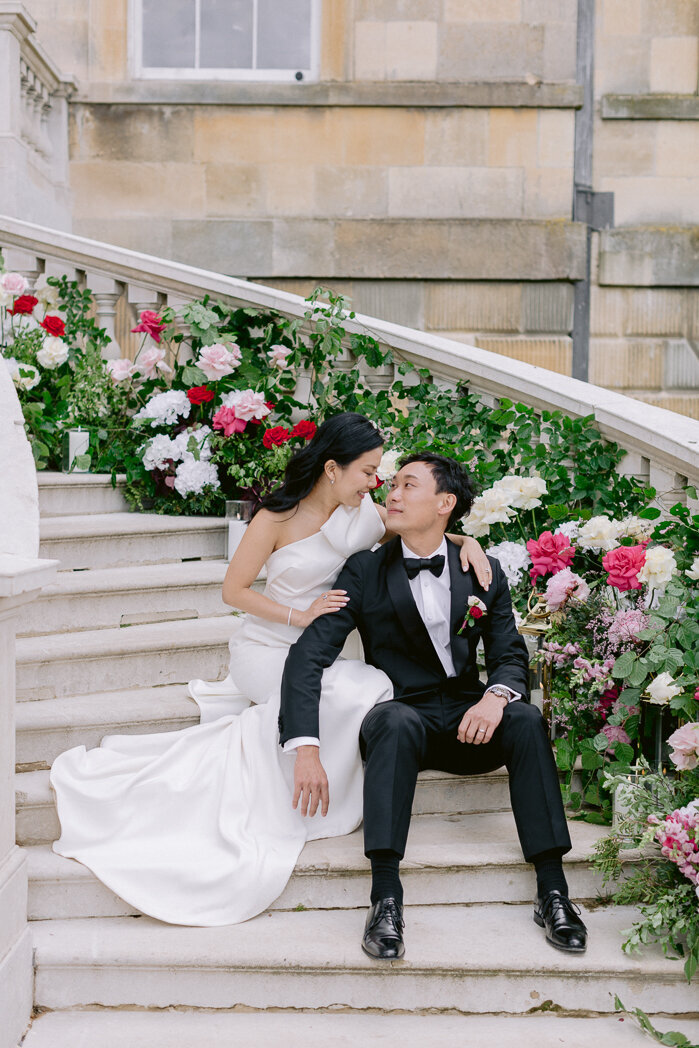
282,736,320,753
489,684,522,703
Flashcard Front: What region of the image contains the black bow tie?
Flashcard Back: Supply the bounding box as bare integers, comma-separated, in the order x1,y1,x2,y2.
404,555,445,580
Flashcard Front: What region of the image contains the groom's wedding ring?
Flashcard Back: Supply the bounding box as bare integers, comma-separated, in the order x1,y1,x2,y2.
478,729,486,733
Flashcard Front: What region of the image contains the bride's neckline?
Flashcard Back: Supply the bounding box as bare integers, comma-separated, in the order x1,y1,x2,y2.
267,503,346,559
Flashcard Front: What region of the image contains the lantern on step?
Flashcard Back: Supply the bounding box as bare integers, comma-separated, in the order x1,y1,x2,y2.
62,428,90,473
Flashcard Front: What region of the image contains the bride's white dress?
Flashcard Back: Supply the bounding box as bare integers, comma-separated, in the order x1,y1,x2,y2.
50,496,392,926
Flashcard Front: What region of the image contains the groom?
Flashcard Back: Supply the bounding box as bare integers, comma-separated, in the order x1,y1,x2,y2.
279,453,586,959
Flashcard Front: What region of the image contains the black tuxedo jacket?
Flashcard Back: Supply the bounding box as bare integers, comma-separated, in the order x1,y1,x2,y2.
279,536,530,746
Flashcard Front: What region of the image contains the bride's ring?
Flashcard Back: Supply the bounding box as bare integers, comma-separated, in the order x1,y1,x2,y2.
322,593,328,600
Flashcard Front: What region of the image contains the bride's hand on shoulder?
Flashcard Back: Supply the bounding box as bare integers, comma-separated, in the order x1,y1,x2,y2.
298,589,349,629
458,536,492,591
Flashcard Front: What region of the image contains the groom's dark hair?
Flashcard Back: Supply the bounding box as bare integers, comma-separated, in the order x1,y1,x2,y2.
397,452,475,528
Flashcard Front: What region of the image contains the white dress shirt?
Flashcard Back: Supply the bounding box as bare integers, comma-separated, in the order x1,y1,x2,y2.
284,537,520,752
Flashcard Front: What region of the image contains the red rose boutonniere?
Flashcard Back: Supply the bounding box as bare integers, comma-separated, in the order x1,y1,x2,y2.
458,596,487,635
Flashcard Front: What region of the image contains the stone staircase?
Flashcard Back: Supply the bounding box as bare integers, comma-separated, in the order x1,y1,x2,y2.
16,475,699,1046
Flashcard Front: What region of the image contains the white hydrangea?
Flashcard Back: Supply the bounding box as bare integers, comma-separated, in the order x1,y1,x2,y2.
142,434,179,471
492,474,547,510
618,515,655,542
36,336,69,369
638,546,677,590
577,515,622,552
487,541,531,587
173,426,213,461
554,519,582,541
133,390,191,428
173,457,220,497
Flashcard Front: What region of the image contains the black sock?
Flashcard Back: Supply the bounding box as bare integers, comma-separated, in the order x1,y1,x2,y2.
368,849,403,907
532,848,568,898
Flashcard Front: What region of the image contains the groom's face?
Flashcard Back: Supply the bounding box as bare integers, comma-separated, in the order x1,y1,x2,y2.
385,462,454,535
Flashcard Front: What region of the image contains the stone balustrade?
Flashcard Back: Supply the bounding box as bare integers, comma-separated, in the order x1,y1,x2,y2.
1,212,698,506
0,4,76,230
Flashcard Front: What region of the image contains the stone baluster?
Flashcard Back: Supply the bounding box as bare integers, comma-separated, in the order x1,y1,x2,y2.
164,292,194,365
86,272,125,361
649,463,688,510
127,284,163,365
1,246,41,285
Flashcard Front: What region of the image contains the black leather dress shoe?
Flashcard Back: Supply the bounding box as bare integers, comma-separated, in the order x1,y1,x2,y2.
534,890,587,953
362,897,405,959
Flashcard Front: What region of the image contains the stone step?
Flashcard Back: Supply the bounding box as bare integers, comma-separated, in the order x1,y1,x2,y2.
31,906,697,1015
37,473,129,517
15,685,199,771
21,1010,699,1048
24,814,620,920
15,616,235,700
16,561,229,637
15,768,514,847
39,513,226,570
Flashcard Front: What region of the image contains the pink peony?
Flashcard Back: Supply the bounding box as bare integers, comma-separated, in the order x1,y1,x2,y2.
1,272,29,295
526,531,575,583
106,358,136,382
667,722,699,772
601,723,631,749
197,343,242,380
212,406,247,437
545,567,590,611
602,544,646,591
137,345,172,379
227,388,271,422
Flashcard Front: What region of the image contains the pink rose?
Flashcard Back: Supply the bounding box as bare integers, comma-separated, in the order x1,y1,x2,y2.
526,531,575,583
106,358,136,382
1,272,29,296
131,310,165,343
602,544,646,592
667,722,699,772
137,345,172,379
197,343,242,381
267,344,292,369
228,389,271,422
212,406,247,437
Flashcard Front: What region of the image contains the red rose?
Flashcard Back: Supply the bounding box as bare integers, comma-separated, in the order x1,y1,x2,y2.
187,386,215,405
470,606,484,620
373,475,384,489
131,309,165,343
262,426,291,449
291,420,317,441
526,531,575,583
40,315,66,336
8,295,38,316
602,544,646,591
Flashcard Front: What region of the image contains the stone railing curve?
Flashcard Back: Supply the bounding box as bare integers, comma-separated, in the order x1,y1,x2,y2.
1,213,697,507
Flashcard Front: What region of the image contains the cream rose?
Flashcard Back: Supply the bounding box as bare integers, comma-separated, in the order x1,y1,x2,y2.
638,546,677,590
645,672,683,706
377,449,402,481
493,474,547,510
577,515,622,552
463,488,514,537
36,336,69,369
686,555,699,582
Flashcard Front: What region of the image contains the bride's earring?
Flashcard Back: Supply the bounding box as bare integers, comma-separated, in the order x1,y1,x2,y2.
330,477,335,486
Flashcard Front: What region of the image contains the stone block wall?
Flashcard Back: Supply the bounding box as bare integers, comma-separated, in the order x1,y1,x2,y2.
13,0,699,416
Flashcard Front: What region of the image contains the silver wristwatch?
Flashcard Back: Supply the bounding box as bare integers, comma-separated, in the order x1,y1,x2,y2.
487,685,513,703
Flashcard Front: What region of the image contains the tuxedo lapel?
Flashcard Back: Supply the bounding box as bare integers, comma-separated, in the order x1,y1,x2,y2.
385,539,445,677
447,539,474,677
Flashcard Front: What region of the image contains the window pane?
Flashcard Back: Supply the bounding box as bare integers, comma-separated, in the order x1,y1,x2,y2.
200,0,254,68
257,0,311,69
142,0,196,67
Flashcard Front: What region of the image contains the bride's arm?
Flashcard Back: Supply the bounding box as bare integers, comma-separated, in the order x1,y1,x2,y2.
221,511,348,628
374,503,491,591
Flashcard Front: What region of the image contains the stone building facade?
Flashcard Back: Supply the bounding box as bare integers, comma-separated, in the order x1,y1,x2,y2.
2,0,698,415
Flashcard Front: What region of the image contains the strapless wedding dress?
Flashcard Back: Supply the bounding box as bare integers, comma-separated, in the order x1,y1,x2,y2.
50,496,393,925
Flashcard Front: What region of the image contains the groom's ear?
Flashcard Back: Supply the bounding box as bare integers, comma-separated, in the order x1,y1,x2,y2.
436,491,457,520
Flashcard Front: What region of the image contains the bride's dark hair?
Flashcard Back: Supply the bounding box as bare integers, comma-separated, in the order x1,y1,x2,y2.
253,412,384,517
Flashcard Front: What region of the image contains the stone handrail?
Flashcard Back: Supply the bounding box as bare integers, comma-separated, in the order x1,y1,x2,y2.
1,213,698,502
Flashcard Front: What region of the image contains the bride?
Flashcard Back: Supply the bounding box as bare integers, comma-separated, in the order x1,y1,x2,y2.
50,413,490,926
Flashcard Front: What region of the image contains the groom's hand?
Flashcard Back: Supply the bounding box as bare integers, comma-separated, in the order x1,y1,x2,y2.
457,691,508,746
293,746,329,817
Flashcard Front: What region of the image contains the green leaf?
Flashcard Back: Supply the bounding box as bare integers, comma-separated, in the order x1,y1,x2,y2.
639,507,662,520
73,454,91,471
181,364,208,386
627,660,651,688
612,651,637,680
581,750,604,770
611,741,634,764
593,732,609,752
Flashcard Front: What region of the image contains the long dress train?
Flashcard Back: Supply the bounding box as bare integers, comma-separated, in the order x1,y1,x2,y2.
50,496,392,926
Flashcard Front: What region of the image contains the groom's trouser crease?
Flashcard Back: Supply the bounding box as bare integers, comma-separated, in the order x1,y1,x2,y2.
360,694,572,862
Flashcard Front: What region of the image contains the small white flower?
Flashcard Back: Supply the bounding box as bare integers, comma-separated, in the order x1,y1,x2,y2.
133,390,192,428
4,356,40,389
645,672,683,706
33,277,59,309
618,515,655,542
578,515,622,552
554,520,582,542
685,555,699,582
36,336,69,369
487,540,530,588
638,546,677,590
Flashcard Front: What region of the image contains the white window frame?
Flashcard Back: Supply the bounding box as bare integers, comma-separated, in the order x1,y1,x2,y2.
130,0,321,82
